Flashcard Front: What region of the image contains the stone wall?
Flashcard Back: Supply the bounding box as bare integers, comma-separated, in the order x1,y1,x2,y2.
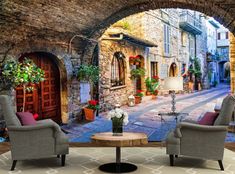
142,9,182,79
0,40,82,124
230,33,235,93
99,40,146,110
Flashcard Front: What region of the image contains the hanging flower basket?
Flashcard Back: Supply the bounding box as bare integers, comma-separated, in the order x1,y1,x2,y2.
129,55,141,65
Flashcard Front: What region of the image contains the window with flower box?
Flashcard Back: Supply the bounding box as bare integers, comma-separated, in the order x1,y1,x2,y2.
150,62,158,78
111,52,125,87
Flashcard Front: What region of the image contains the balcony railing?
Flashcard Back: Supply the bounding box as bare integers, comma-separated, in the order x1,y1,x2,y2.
179,11,202,35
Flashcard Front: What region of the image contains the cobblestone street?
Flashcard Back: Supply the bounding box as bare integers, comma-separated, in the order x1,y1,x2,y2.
62,84,235,143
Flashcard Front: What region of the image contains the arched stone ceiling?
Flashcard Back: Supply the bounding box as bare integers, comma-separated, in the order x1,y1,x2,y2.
0,0,235,49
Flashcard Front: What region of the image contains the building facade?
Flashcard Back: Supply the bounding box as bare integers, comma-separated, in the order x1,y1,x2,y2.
99,9,209,109
217,26,230,83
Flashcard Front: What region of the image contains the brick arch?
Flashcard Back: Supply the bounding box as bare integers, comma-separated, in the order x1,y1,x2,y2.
89,1,235,40
83,0,235,61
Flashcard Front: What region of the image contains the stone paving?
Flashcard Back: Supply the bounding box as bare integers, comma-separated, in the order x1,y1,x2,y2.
61,84,235,143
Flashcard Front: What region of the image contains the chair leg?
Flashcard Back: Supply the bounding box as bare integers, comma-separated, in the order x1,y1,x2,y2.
61,155,66,166
169,155,174,166
218,160,224,171
11,160,17,171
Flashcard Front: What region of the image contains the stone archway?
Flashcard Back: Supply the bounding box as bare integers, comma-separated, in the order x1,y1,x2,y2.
88,1,235,41
16,52,69,124
169,63,178,77
82,1,235,75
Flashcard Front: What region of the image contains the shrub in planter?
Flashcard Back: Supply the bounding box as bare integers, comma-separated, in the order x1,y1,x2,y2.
130,68,145,79
135,90,144,104
84,100,99,121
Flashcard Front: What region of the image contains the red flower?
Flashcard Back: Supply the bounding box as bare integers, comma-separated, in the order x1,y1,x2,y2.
129,56,136,60
152,75,159,80
33,113,39,120
129,55,141,60
88,100,98,106
136,90,143,93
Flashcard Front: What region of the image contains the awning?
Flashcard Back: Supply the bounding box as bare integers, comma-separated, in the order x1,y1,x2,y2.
109,33,158,47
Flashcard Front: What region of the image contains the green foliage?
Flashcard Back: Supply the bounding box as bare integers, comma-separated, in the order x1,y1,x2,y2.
122,21,131,30
189,57,202,78
135,90,144,97
113,20,131,31
145,77,159,95
77,65,99,84
130,68,145,79
145,77,152,91
213,80,218,87
0,58,45,91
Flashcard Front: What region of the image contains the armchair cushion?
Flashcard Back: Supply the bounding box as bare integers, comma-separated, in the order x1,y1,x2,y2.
16,112,36,125
198,112,219,125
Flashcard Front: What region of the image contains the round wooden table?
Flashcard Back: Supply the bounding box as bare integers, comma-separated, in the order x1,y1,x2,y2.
91,132,148,173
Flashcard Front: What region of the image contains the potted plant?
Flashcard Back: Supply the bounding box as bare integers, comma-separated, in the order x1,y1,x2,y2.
77,64,99,84
130,68,145,79
151,89,159,99
1,58,45,111
145,76,159,98
150,76,159,99
145,77,152,96
84,100,99,121
135,90,144,104
77,64,99,103
107,108,129,136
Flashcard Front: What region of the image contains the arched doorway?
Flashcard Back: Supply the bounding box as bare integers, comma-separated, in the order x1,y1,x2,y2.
169,63,178,77
136,55,145,90
16,52,62,123
224,62,230,82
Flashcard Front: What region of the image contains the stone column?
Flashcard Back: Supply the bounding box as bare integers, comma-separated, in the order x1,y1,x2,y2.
230,33,235,93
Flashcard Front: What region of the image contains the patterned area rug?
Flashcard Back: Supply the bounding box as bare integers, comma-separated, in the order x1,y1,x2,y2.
0,148,235,173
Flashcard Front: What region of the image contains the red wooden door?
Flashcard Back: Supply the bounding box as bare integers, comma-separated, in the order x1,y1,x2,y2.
16,53,61,123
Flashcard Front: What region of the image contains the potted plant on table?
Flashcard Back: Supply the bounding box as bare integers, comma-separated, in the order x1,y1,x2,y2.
135,90,144,104
107,108,129,136
84,100,99,121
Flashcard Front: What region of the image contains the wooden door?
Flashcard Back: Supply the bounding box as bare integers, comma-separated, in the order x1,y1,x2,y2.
16,53,61,123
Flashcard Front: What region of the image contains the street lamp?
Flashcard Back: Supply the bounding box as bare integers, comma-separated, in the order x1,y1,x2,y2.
164,77,184,114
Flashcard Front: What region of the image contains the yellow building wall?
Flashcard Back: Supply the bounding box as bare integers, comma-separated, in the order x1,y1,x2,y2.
230,33,235,93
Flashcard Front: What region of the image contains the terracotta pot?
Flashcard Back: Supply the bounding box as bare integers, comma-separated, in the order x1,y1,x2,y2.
135,62,140,65
146,91,152,96
129,61,134,65
135,96,142,104
152,95,157,100
84,108,96,121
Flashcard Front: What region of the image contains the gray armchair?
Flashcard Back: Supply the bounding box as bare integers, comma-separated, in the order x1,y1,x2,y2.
166,95,235,170
0,95,69,171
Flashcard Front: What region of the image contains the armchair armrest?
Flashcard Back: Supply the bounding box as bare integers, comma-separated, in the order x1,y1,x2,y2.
174,122,227,138
8,119,61,132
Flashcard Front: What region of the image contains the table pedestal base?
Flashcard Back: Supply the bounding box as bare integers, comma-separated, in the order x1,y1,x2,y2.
99,162,137,173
